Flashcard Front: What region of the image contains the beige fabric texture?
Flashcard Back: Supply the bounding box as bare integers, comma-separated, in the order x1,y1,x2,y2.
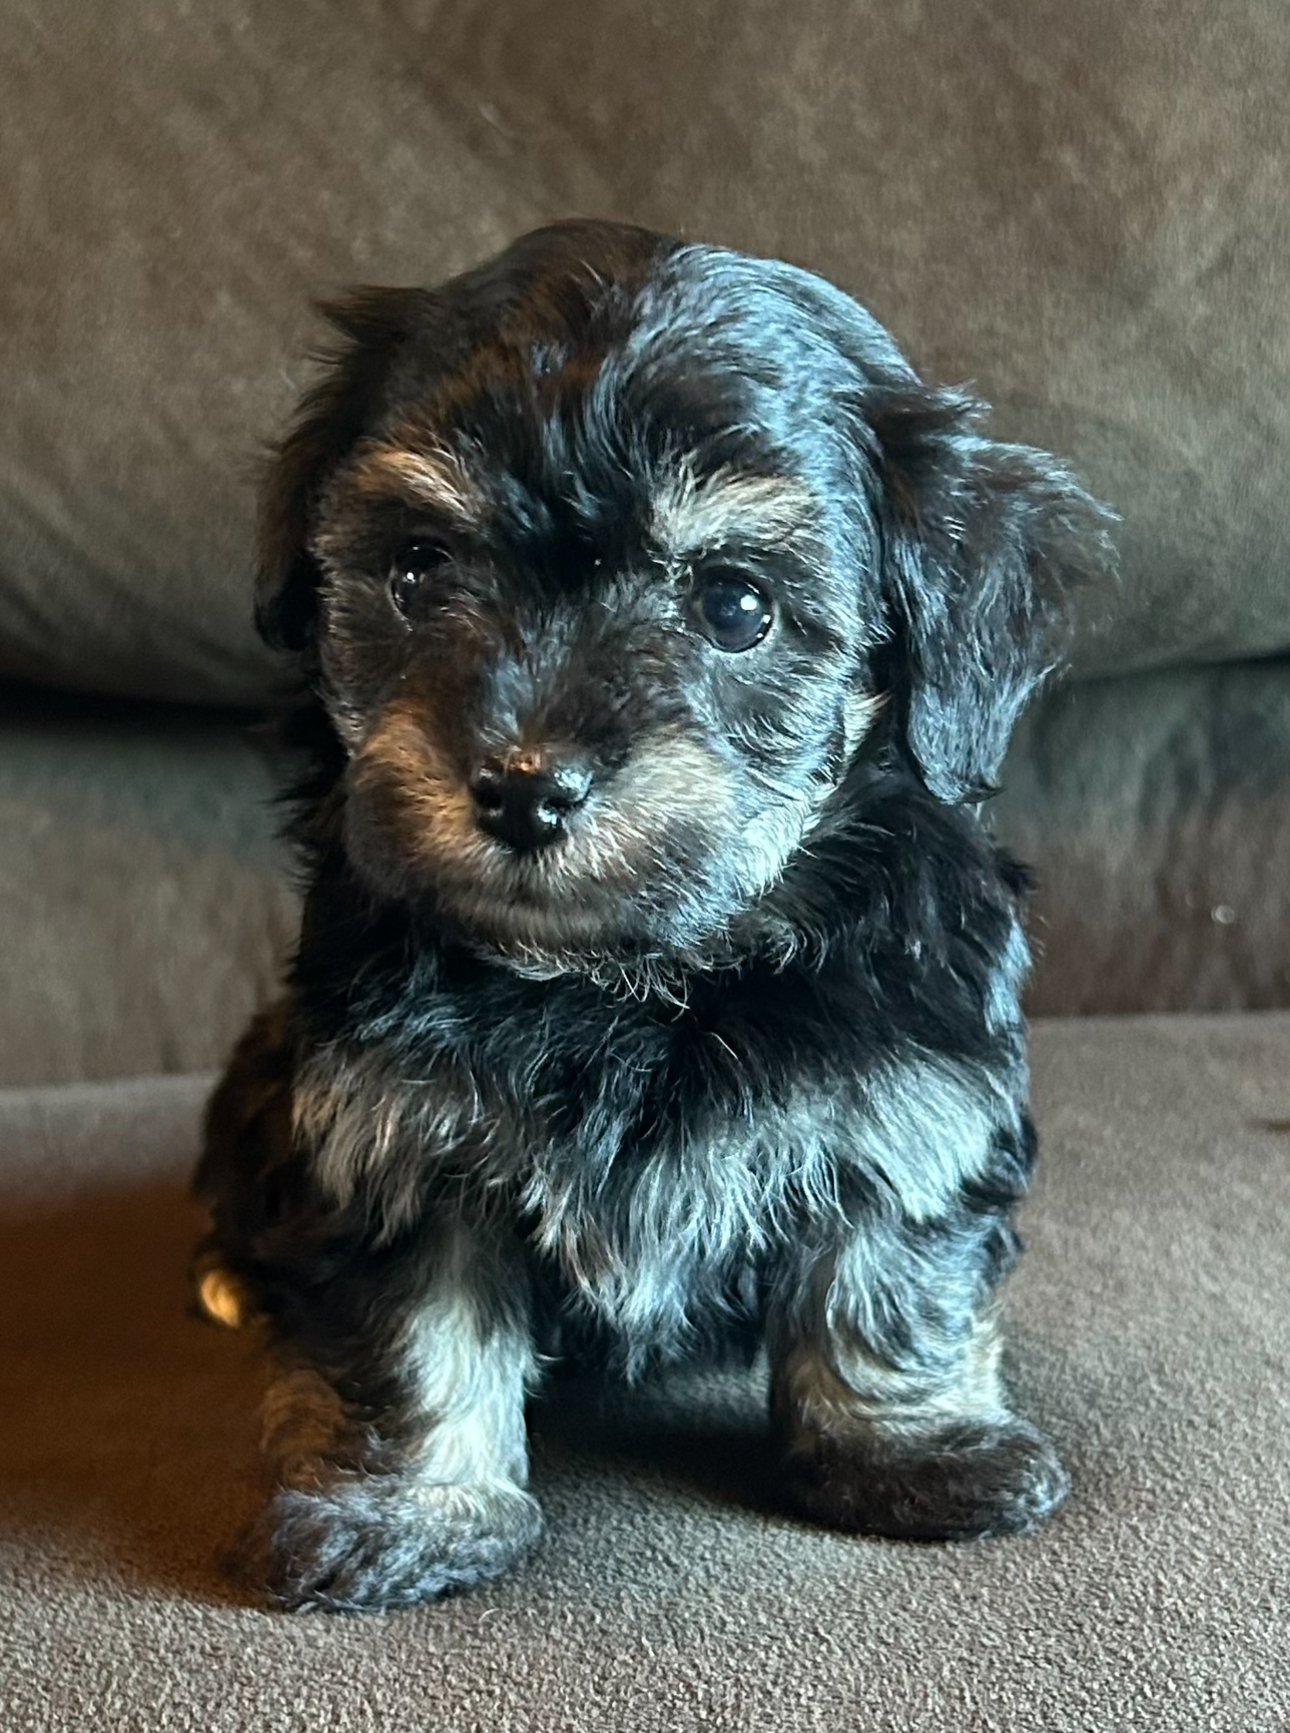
3,0,1289,704
1,1016,1288,1729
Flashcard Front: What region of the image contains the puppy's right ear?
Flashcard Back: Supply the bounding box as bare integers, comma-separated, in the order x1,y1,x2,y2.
256,289,429,652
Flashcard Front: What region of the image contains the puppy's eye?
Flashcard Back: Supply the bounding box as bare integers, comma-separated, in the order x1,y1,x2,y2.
389,540,448,615
693,568,774,652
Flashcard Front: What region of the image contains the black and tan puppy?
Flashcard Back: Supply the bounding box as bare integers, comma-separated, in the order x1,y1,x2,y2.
193,220,1110,1611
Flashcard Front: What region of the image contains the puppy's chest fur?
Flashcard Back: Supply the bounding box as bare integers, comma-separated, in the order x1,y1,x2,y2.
294,947,1026,1364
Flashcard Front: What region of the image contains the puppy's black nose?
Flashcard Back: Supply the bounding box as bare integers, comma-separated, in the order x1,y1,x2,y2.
469,752,592,852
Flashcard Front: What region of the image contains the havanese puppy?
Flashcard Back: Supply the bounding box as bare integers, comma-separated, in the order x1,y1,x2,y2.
193,219,1111,1612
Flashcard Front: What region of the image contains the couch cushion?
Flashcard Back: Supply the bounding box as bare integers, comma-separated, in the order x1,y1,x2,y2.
0,0,545,704
2,0,1288,702
995,657,1290,1013
0,686,297,1085
1,1017,1287,1728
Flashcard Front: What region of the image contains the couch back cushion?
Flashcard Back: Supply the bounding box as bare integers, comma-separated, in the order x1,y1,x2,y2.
3,0,1287,703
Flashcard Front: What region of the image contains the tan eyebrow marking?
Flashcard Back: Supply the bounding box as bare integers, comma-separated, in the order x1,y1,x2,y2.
348,441,484,522
651,464,817,557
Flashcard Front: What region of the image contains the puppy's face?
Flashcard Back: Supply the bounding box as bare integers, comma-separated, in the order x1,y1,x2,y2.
262,223,1108,968
311,385,877,963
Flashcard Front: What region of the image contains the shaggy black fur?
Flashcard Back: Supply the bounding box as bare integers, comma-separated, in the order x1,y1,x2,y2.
193,220,1112,1612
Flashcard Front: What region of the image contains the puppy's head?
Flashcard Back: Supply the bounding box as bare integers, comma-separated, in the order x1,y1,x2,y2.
260,221,1110,969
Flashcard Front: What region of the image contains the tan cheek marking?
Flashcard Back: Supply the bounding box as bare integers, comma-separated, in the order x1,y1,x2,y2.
352,705,440,784
349,705,492,871
548,734,736,886
608,732,739,832
351,708,465,823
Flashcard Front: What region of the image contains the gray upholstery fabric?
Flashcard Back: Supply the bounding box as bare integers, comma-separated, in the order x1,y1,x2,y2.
996,657,1290,1013
0,686,296,1086
0,0,541,704
3,0,1289,704
2,1017,1288,1729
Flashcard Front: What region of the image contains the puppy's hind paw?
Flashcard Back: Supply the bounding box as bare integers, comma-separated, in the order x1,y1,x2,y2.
785,1418,1070,1542
249,1476,543,1613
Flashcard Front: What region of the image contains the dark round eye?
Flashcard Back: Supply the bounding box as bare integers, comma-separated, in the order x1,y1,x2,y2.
693,568,774,652
389,540,448,615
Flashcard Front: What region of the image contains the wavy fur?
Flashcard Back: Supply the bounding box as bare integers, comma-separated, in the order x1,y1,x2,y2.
194,221,1110,1610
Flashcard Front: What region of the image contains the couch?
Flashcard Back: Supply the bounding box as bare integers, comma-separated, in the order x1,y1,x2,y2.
2,2,1287,1727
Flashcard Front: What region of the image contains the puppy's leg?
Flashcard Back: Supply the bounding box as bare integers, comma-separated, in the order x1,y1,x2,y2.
768,1209,1067,1541
253,1218,542,1612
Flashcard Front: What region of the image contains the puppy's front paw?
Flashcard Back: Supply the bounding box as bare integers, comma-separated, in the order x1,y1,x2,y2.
251,1476,543,1612
784,1419,1069,1542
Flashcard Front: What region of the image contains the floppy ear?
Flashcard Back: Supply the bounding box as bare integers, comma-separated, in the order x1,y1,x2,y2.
255,289,429,652
866,382,1115,804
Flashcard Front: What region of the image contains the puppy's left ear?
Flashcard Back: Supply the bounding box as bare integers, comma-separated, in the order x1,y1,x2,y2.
256,289,430,653
867,383,1115,804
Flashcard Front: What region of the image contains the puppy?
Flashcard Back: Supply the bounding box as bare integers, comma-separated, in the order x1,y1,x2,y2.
193,219,1111,1612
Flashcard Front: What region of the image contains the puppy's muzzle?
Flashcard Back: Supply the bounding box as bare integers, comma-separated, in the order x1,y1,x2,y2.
469,749,593,853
